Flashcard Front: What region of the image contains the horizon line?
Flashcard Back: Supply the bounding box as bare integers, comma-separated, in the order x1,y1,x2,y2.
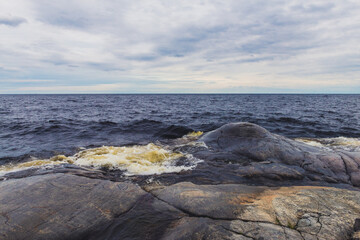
1,93,360,95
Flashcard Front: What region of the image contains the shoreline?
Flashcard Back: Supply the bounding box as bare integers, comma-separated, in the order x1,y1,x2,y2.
1,122,360,239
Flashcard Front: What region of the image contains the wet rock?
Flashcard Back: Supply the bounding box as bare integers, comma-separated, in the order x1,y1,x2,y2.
1,164,110,181
200,122,360,187
156,125,194,139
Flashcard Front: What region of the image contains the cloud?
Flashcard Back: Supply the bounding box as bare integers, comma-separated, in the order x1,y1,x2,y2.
16,83,129,93
0,0,359,93
0,16,27,27
0,79,55,83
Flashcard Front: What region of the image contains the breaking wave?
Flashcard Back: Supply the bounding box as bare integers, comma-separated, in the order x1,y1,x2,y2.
0,132,204,176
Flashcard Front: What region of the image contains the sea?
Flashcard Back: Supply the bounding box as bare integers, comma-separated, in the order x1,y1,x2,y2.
1,94,360,176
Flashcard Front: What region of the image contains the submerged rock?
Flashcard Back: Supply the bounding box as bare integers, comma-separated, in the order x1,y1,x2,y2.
156,125,194,139
200,122,360,187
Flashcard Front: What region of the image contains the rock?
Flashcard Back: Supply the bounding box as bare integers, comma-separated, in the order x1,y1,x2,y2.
0,164,110,181
160,217,252,240
228,220,303,240
1,174,360,239
200,122,360,187
0,174,184,240
354,219,360,232
156,125,194,139
237,162,305,180
85,194,185,240
352,219,360,240
2,122,360,239
151,182,360,239
354,232,360,240
296,213,321,235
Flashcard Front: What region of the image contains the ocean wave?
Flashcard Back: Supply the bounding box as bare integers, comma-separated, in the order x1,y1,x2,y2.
267,117,315,126
0,132,204,176
74,143,199,175
131,119,163,126
2,94,360,162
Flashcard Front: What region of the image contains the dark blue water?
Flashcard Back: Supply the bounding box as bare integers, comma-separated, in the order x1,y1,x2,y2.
1,94,360,162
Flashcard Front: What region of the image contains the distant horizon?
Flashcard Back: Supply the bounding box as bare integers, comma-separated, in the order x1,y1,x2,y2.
1,93,360,95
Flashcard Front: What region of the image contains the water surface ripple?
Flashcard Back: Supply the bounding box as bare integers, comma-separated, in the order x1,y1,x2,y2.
1,94,359,162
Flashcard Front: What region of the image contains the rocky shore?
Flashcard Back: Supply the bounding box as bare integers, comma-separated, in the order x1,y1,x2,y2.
1,122,360,240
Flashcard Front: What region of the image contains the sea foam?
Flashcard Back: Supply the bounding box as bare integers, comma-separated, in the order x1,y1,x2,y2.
0,132,204,176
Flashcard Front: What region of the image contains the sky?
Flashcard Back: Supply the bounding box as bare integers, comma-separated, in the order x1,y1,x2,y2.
0,0,359,94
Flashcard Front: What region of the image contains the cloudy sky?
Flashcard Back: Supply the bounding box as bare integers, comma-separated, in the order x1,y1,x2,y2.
0,0,359,93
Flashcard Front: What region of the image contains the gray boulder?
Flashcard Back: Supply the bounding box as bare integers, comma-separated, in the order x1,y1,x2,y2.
200,122,360,186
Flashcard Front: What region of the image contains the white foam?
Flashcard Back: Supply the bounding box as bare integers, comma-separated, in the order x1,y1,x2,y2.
0,143,202,176
295,137,360,152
